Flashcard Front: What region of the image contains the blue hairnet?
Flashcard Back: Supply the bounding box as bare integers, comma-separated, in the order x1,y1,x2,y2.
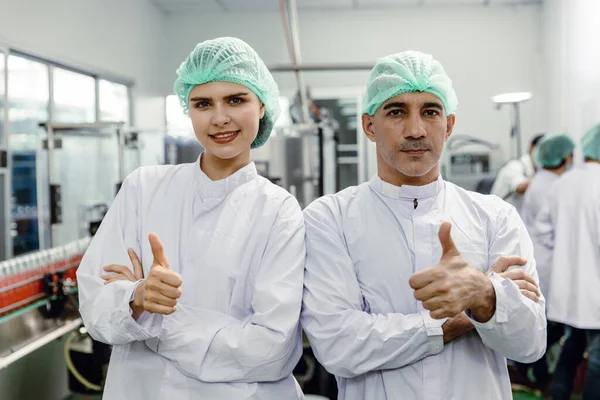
532,133,575,168
362,50,458,116
582,123,600,161
173,37,280,149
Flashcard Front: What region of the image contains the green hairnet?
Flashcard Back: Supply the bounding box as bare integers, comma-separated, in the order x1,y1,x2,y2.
532,133,575,168
362,50,458,116
173,37,280,149
582,123,600,161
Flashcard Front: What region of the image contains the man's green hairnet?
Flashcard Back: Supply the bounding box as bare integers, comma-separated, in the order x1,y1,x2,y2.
532,133,575,169
173,37,280,149
362,50,458,116
582,123,600,161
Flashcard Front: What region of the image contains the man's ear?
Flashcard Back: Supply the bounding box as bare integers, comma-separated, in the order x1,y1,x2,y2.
362,113,376,143
445,114,456,141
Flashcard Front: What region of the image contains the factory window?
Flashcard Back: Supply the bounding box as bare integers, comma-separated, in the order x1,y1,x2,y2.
52,67,96,123
99,79,130,124
7,56,50,141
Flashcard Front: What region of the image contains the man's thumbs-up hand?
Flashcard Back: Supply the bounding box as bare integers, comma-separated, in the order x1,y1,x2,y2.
408,222,496,321
438,221,461,260
131,233,183,319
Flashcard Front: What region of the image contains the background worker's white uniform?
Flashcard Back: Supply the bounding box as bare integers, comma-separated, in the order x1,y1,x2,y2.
301,176,547,400
521,169,560,299
490,154,535,212
538,163,600,329
77,159,305,399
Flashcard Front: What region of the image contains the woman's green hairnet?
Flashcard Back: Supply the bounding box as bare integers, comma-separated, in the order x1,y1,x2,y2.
532,133,575,168
362,50,458,116
173,37,280,149
582,123,600,161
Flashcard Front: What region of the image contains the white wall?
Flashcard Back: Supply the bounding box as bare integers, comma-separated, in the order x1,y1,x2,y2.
0,0,169,130
166,4,546,160
543,0,600,159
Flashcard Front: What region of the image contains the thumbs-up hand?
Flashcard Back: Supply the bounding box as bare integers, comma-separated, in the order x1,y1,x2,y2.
131,233,183,319
408,222,496,321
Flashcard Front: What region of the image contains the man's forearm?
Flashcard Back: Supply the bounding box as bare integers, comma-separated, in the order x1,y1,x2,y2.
469,278,496,323
443,313,475,343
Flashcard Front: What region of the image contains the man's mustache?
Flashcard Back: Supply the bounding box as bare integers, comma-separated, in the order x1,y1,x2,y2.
397,140,433,151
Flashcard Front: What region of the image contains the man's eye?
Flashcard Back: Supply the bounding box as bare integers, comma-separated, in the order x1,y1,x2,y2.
424,110,439,116
388,109,402,116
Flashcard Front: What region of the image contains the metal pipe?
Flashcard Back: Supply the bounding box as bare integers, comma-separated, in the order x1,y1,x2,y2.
46,124,57,247
268,62,375,72
513,103,523,158
95,78,101,122
117,125,125,184
1,47,12,260
284,0,311,123
39,121,124,131
318,126,324,197
47,65,56,248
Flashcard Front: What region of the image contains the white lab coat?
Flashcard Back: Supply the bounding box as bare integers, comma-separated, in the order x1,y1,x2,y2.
537,163,600,329
490,154,535,211
301,175,546,400
77,158,305,400
520,169,560,299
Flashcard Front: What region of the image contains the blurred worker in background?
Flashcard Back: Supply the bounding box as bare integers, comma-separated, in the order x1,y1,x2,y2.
490,133,545,211
536,124,600,400
77,37,305,399
516,133,575,392
522,133,575,299
301,50,546,400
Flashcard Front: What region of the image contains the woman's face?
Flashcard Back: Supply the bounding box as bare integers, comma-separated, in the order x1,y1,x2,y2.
188,81,265,160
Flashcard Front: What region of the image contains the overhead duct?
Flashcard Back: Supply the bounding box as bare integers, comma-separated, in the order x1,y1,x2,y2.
279,0,310,123
269,62,375,72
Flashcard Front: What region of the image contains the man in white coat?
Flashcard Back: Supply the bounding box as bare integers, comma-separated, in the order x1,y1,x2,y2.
490,134,544,212
538,124,600,400
518,132,574,391
301,51,547,400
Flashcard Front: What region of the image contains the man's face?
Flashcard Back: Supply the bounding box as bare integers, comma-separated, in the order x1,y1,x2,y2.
362,92,455,184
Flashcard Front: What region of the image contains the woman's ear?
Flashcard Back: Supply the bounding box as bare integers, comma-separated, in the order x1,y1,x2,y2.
259,103,265,119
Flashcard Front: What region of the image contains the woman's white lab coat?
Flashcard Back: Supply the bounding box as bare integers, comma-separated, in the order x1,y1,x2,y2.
77,159,305,399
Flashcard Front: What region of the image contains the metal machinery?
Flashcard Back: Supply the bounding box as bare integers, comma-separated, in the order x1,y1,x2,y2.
38,121,130,248
0,121,143,396
441,134,506,193
253,122,336,209
0,238,89,367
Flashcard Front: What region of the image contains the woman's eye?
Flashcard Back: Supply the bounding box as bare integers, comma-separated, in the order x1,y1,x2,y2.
195,101,209,108
230,97,243,105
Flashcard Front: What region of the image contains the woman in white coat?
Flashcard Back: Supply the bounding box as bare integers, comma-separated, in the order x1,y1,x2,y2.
76,37,306,399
